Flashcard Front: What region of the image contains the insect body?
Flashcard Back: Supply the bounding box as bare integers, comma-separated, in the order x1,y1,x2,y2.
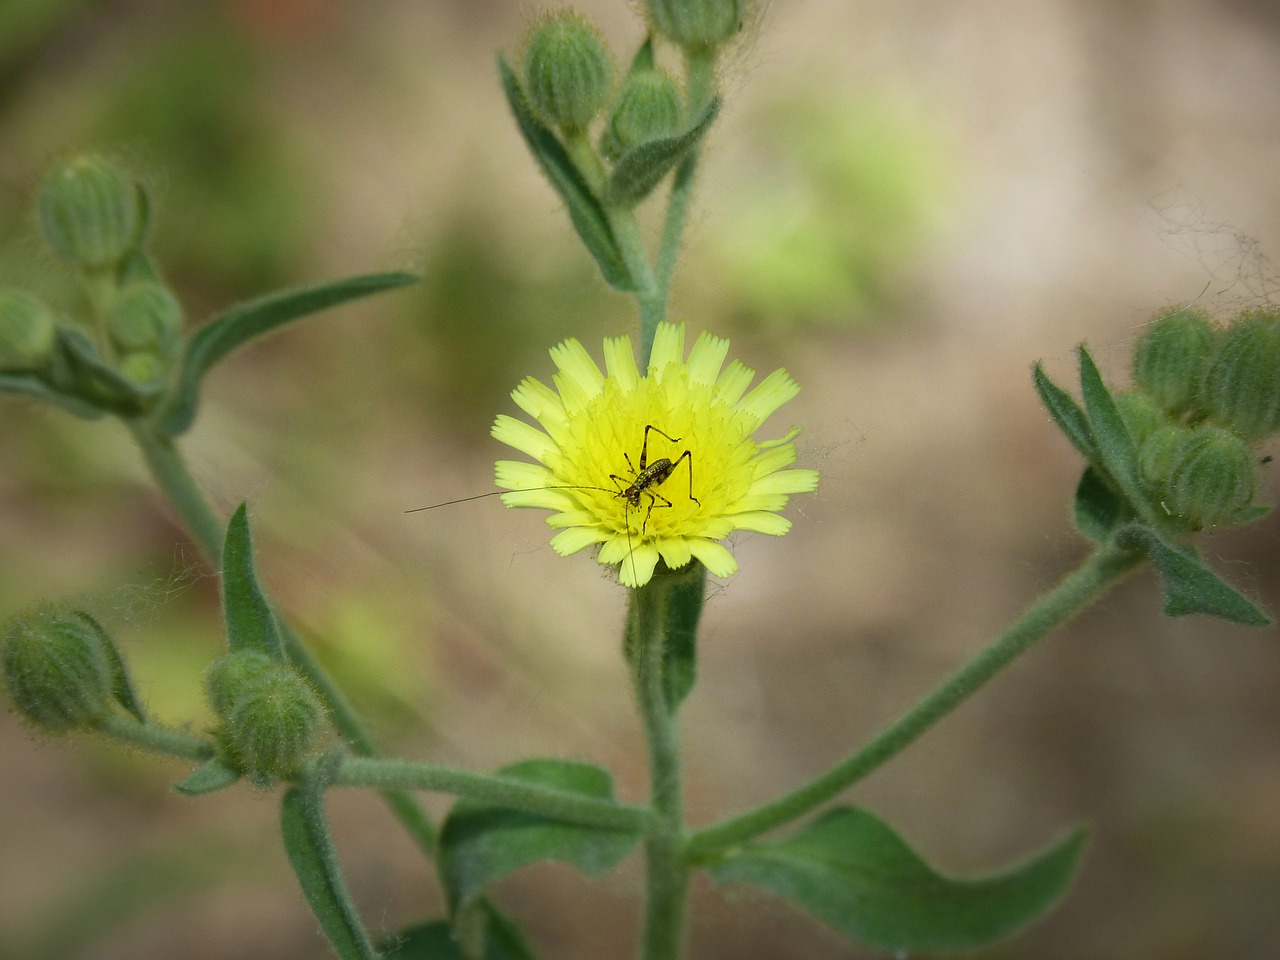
611,424,700,534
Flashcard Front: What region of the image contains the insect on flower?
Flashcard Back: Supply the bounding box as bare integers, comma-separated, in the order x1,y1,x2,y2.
410,323,819,588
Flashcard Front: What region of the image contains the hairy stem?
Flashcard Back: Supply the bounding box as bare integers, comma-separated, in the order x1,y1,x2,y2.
629,578,690,960
93,713,215,761
335,756,654,833
685,541,1144,862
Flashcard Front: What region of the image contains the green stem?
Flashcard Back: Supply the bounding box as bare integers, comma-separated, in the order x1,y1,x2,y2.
93,713,215,761
648,47,719,352
127,422,439,856
335,756,655,834
608,208,664,364
628,578,690,960
128,424,225,560
685,540,1144,862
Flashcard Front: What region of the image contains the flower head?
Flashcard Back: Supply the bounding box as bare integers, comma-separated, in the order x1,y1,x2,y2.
492,322,819,587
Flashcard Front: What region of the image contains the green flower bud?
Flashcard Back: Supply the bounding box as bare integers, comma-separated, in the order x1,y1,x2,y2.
1114,390,1168,449
600,68,683,161
522,12,615,132
646,0,746,50
2,606,113,731
1163,424,1256,528
37,155,142,271
1202,310,1280,440
0,290,57,372
106,282,182,355
1131,307,1216,415
1139,423,1188,491
118,351,166,387
207,651,323,780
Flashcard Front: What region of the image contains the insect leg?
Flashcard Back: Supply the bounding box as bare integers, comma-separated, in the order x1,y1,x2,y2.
639,424,683,470
668,449,700,506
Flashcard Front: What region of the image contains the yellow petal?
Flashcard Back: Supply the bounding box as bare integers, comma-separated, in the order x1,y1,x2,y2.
687,330,729,385
688,539,738,578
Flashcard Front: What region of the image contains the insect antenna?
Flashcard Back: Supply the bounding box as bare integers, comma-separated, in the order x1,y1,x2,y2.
404,483,619,514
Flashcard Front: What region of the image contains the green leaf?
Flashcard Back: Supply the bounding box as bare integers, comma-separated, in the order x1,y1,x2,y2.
1032,361,1097,461
281,761,380,960
1116,524,1271,625
707,807,1089,953
174,757,241,795
605,97,720,207
0,371,108,419
663,564,706,710
57,325,158,415
626,37,656,74
437,759,640,915
1077,344,1147,511
1073,466,1131,542
221,503,286,660
71,610,146,722
496,55,635,293
382,905,537,960
157,271,417,436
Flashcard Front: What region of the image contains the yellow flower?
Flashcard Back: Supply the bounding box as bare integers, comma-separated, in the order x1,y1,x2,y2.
492,323,819,587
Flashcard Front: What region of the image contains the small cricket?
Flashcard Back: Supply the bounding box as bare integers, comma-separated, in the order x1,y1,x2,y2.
407,424,700,540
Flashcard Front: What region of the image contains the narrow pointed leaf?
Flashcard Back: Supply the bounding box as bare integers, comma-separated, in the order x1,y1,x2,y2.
438,759,640,915
626,37,656,74
174,757,241,795
382,905,537,960
221,503,286,660
605,97,721,207
1077,345,1147,510
0,372,108,419
158,272,417,436
281,768,379,960
72,611,146,722
707,807,1089,952
1032,361,1096,460
1116,524,1270,625
496,55,634,292
1074,466,1131,542
663,564,706,709
57,326,158,414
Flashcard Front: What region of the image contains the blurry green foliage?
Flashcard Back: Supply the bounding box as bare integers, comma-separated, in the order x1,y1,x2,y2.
709,92,947,330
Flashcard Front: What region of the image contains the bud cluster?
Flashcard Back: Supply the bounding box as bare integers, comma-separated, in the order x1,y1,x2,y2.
205,651,325,784
1,154,185,412
513,2,746,207
1126,306,1280,530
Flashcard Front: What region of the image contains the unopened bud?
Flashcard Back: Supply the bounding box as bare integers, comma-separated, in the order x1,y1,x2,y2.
1131,307,1215,415
523,12,615,133
118,351,166,387
206,651,323,781
2,606,113,731
0,290,57,372
106,282,182,355
1202,310,1280,440
1164,424,1255,528
37,155,142,271
1139,423,1187,492
600,68,683,161
645,0,747,50
1114,390,1167,449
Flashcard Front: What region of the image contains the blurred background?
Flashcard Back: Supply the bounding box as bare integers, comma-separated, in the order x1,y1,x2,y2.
3,0,1280,957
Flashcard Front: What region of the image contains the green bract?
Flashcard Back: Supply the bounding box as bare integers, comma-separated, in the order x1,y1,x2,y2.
0,290,57,371
2,606,113,731
38,154,142,271
1131,307,1215,415
1202,310,1280,440
645,0,746,49
522,11,615,133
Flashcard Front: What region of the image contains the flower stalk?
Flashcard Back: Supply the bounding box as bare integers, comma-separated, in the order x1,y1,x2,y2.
629,575,691,960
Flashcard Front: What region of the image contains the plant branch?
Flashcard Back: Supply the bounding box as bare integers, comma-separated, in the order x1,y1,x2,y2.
685,540,1144,862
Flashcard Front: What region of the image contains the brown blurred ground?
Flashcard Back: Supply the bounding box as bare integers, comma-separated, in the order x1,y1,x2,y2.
2,0,1280,958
